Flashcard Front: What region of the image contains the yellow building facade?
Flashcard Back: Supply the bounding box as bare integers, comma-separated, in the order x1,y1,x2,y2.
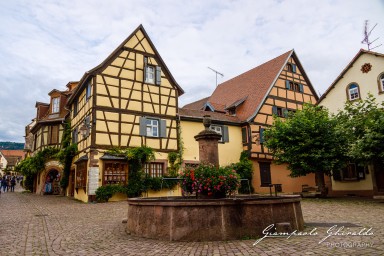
318,49,384,196
65,25,184,202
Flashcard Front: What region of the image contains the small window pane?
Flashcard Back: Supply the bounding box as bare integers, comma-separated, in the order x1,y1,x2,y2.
146,119,159,137
349,84,359,100
146,66,155,83
52,97,60,113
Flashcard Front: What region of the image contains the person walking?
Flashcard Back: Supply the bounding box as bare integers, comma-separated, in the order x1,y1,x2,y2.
10,177,16,192
1,177,7,192
6,177,10,192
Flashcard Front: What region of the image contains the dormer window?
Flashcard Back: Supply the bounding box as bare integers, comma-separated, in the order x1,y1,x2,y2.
347,83,360,101
228,108,236,116
52,97,60,113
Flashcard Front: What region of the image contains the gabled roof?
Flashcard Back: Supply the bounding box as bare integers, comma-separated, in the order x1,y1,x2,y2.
67,24,184,106
182,97,210,110
208,50,292,122
179,108,241,124
183,49,317,123
0,150,25,159
318,49,384,103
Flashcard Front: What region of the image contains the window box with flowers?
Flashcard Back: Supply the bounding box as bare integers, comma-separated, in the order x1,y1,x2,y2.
179,164,241,198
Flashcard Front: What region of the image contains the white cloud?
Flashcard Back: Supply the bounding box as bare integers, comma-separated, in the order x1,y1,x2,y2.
0,0,383,142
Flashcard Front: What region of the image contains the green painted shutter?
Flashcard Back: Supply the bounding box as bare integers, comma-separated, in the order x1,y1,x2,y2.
155,66,161,85
222,125,229,143
160,119,167,138
299,84,304,93
285,80,291,90
260,128,265,144
139,117,147,136
272,106,278,115
283,108,289,118
292,64,296,73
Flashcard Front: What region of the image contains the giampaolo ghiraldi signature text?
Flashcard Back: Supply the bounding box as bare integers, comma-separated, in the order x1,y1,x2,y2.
253,224,374,245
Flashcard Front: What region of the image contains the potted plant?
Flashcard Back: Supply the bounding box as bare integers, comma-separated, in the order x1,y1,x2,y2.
179,164,240,198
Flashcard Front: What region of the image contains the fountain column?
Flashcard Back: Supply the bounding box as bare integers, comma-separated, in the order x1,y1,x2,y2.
194,115,222,167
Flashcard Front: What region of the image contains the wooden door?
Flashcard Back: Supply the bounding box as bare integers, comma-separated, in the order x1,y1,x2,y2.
259,162,271,185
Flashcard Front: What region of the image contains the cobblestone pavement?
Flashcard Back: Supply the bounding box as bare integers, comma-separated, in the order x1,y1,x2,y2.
1,184,384,256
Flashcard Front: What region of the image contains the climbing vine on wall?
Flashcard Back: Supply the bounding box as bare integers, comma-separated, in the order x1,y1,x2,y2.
56,120,78,189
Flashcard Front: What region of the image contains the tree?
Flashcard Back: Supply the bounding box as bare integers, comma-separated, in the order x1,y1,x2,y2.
264,104,349,195
336,94,384,166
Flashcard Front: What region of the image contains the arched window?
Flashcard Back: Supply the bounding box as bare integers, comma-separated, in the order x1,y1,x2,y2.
347,83,360,101
379,73,384,93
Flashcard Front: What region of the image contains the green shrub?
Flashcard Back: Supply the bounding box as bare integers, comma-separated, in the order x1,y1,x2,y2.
230,151,254,194
95,184,126,202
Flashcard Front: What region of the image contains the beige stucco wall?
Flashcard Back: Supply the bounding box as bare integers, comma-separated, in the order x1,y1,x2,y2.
319,53,384,114
180,120,243,167
252,161,316,194
331,166,374,191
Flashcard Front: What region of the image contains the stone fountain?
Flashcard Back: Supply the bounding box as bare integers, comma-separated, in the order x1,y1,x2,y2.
126,115,304,241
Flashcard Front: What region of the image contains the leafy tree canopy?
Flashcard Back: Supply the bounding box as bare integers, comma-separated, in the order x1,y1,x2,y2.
336,94,384,165
264,104,349,178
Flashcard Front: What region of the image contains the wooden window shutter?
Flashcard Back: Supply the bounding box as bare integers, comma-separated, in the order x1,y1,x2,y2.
222,125,229,143
241,127,247,143
143,57,148,82
85,116,91,137
260,128,265,144
283,108,289,118
155,66,161,85
292,64,296,73
272,106,278,115
139,117,147,136
285,80,291,90
160,119,167,138
52,125,58,144
299,84,304,93
48,126,52,144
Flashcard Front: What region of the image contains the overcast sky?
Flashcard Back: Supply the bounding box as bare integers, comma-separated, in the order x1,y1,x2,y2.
0,0,383,142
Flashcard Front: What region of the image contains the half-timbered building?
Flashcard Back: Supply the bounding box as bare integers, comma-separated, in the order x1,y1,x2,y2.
65,25,184,202
28,82,77,195
182,50,320,194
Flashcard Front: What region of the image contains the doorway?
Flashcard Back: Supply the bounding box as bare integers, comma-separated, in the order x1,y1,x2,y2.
44,169,61,195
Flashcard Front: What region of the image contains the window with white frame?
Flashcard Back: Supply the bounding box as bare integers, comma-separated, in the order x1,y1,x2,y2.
348,83,360,100
380,74,384,92
52,97,60,113
144,162,164,177
145,65,155,84
210,125,223,142
146,118,159,137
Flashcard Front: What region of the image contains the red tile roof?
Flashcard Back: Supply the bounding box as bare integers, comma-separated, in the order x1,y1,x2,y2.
182,96,210,110
179,108,241,124
208,50,292,121
0,150,25,159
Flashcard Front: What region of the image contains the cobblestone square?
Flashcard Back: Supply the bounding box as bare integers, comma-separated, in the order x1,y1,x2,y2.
1,184,383,255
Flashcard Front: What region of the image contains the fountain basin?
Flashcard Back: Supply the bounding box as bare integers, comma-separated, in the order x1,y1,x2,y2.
127,195,304,241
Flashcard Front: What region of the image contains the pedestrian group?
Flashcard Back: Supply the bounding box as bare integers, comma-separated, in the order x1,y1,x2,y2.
0,175,22,193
